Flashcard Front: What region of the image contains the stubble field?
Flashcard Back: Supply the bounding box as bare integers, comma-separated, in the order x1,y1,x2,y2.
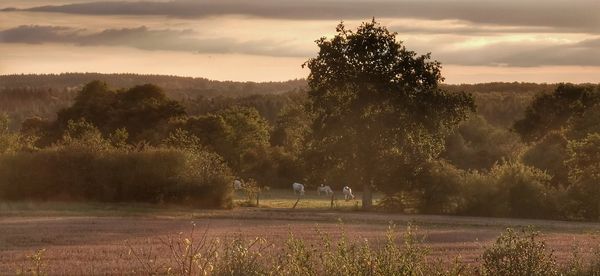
1,190,599,274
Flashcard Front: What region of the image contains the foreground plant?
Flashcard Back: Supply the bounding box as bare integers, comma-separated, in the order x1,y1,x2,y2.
16,248,46,276
480,228,559,276
122,223,600,276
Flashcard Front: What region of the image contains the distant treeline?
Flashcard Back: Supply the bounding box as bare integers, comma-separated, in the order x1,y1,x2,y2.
0,73,307,98
0,73,563,131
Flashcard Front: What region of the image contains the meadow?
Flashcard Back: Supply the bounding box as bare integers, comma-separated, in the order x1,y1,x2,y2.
233,188,383,209
1,193,600,274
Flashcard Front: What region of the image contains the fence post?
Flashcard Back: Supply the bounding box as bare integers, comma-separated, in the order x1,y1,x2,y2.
256,190,260,207
330,193,335,209
292,196,301,209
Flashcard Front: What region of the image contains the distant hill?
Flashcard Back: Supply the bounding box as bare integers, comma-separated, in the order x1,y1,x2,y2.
0,73,308,99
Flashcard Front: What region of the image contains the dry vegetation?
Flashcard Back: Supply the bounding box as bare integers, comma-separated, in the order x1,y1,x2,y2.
1,200,600,274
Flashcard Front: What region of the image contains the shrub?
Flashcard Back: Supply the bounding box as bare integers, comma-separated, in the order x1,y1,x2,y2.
443,115,522,171
414,160,464,214
522,131,569,187
317,224,428,276
457,170,498,216
459,161,557,218
214,236,270,276
565,133,600,220
275,232,316,276
480,228,559,276
0,145,233,208
0,113,24,154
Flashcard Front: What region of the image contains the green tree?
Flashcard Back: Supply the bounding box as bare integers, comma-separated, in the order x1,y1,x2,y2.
303,20,474,208
218,106,271,161
566,103,600,140
112,83,186,141
443,115,522,170
57,80,115,133
460,161,556,218
0,113,20,154
162,128,203,153
521,131,569,187
514,83,600,142
56,81,186,143
184,106,271,178
58,118,110,151
270,104,311,155
566,133,600,220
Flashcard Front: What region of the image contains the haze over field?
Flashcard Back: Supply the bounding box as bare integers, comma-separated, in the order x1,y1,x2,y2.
1,0,599,82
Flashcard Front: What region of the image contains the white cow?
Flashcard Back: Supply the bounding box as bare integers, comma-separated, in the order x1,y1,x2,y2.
233,179,243,190
292,182,305,195
342,186,355,201
317,184,333,196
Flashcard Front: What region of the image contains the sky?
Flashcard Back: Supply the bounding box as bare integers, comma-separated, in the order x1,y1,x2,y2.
0,0,599,83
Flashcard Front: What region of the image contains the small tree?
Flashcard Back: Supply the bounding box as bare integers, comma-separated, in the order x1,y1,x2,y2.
0,113,21,154
304,20,474,208
481,228,558,276
566,133,600,220
513,83,600,142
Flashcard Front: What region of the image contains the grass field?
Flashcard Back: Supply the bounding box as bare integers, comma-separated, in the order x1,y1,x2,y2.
1,191,600,274
233,188,384,209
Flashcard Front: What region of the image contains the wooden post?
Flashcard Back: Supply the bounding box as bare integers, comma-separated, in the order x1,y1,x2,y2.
330,193,335,209
292,196,301,209
256,191,260,207
362,184,373,210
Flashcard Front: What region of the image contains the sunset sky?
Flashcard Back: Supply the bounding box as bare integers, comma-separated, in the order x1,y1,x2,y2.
1,0,599,83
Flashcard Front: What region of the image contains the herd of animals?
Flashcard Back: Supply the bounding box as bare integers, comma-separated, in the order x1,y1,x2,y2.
233,180,356,201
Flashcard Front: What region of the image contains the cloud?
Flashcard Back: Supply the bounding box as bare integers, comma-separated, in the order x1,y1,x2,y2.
0,25,79,43
2,25,599,67
436,39,600,67
7,0,599,33
0,25,310,57
390,24,583,36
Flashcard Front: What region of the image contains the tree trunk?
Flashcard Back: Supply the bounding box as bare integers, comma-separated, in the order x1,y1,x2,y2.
362,184,373,210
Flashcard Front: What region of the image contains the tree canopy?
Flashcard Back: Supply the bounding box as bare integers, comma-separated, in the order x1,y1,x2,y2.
55,81,186,143
303,20,475,208
513,83,600,142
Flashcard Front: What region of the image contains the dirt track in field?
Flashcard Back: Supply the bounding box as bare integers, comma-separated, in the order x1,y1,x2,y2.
1,208,600,274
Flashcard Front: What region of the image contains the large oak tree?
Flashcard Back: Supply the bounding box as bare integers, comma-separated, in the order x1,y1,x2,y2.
304,20,474,208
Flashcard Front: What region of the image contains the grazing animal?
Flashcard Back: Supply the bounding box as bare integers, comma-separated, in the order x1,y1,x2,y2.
292,182,305,195
233,179,243,190
317,184,333,196
342,186,355,200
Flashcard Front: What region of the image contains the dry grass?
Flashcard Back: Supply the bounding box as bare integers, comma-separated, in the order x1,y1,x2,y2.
1,198,600,274
233,188,384,209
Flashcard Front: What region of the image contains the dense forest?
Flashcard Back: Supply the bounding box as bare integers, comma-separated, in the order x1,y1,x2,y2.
0,73,554,130
1,22,599,220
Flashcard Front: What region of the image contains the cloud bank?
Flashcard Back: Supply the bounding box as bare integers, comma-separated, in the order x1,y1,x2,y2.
7,0,598,33
0,25,310,57
2,25,599,67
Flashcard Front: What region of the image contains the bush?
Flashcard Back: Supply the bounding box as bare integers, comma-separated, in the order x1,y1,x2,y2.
443,115,522,171
565,133,600,220
0,113,24,154
457,170,498,216
459,161,558,218
414,160,464,214
0,145,233,208
480,228,559,276
522,131,569,187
